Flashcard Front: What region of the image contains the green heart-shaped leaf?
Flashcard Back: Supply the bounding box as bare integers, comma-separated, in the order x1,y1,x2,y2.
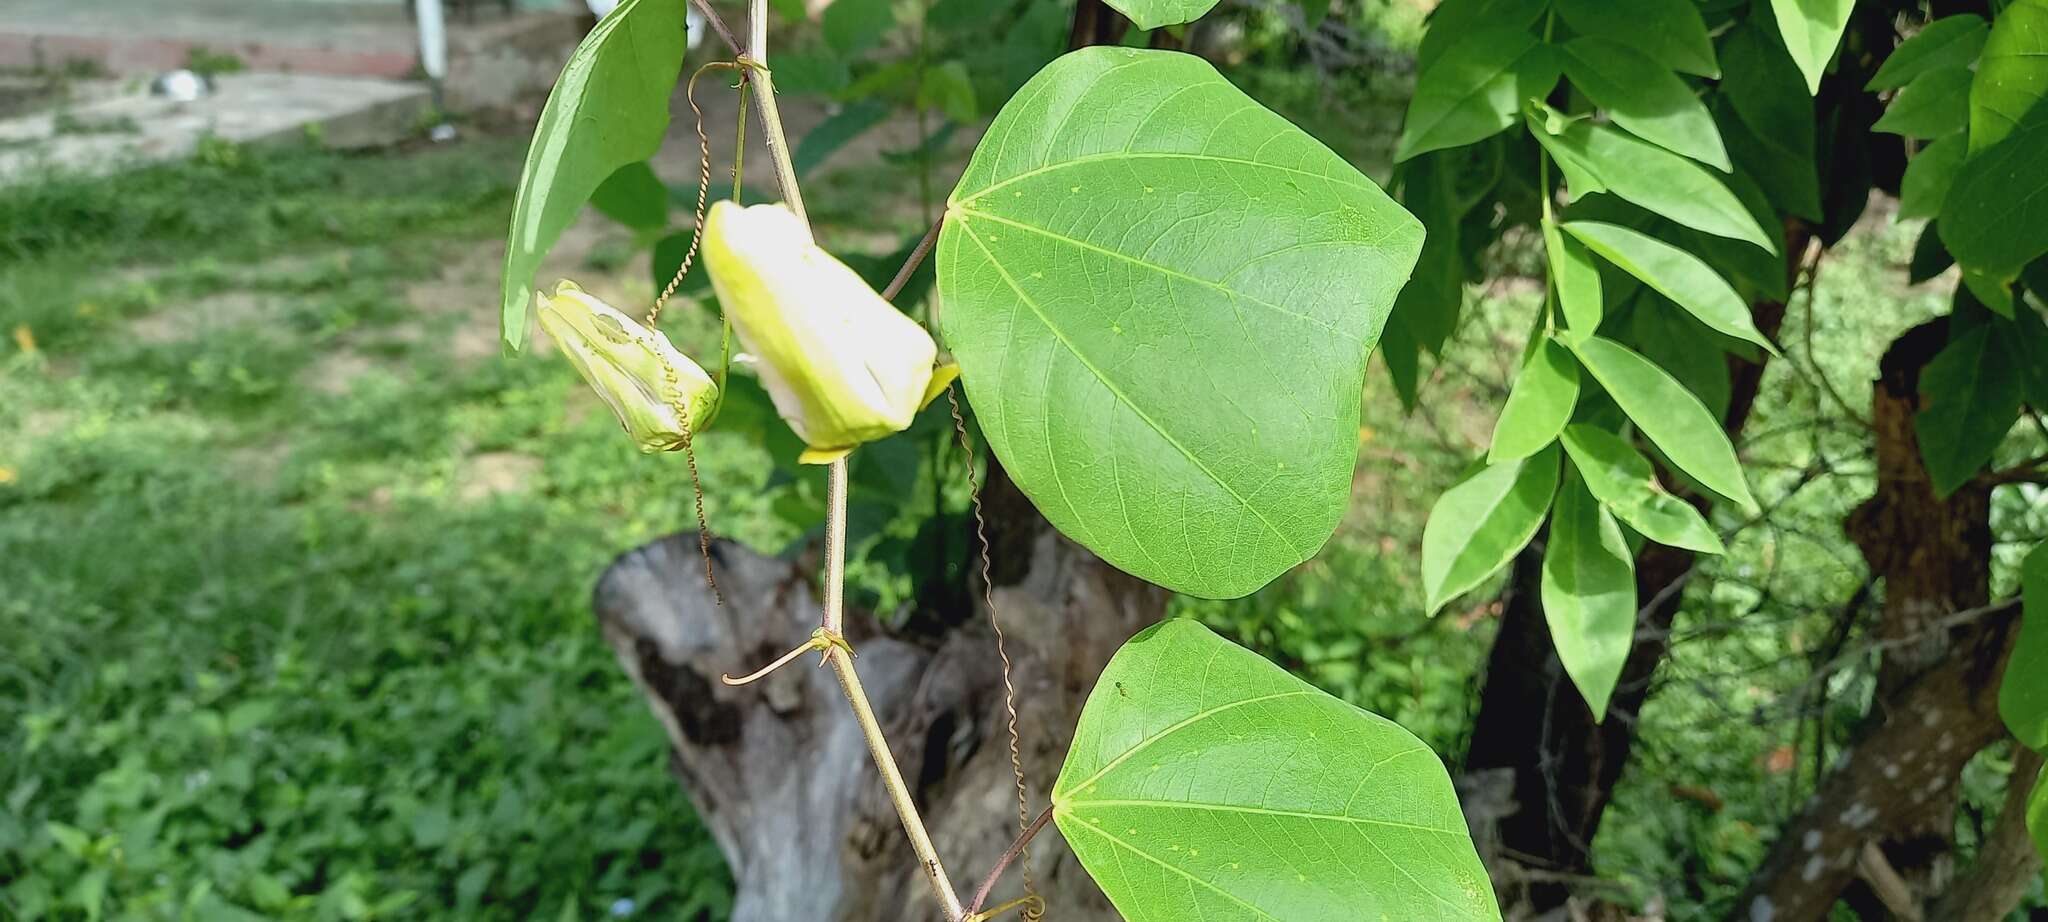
939,48,1423,598
1056,620,1501,921
499,0,687,351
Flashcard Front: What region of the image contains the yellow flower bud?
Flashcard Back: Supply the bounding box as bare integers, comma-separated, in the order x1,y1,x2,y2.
701,200,956,464
536,280,717,453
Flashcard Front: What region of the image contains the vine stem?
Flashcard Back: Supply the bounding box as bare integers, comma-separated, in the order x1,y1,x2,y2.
738,1,965,917
826,645,964,918
966,805,1053,917
685,0,741,56
884,217,943,301
822,457,847,635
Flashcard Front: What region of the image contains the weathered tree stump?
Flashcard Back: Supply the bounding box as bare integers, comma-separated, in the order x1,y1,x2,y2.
594,477,1166,921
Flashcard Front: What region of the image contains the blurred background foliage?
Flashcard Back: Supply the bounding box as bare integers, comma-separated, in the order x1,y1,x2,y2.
2,0,2039,919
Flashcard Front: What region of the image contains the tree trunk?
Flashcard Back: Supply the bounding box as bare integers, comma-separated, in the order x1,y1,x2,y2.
1722,317,2020,922
1066,0,1128,49
1924,748,2045,922
594,468,1166,922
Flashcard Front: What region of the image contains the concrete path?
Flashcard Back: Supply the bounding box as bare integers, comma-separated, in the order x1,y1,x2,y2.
0,0,590,183
0,0,582,93
0,0,424,80
0,73,430,181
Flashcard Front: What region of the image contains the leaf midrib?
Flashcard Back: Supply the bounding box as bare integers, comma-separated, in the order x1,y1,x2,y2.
1056,690,1316,797
1404,34,1530,153
1064,798,1465,835
1432,464,1534,606
955,222,1307,556
953,207,1368,343
1061,817,1289,922
952,150,1374,207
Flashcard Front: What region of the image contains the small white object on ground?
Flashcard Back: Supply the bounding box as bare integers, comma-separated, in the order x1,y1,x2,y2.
150,70,210,102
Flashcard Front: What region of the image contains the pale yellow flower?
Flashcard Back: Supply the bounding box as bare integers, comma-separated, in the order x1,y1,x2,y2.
536,280,717,453
701,200,955,464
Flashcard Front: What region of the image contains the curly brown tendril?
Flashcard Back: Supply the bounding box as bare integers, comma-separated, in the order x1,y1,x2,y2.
946,385,1041,918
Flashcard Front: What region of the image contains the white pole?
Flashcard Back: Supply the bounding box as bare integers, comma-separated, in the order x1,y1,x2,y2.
414,0,448,82
413,0,455,138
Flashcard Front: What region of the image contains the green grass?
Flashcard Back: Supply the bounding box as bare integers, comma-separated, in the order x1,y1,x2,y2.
0,128,1013,921
0,141,745,920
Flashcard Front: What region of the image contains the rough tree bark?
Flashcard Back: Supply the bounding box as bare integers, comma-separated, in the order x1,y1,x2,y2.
1722,318,2023,922
1923,747,2045,922
594,468,1165,922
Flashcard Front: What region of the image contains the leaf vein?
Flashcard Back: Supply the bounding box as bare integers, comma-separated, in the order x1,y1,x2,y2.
956,151,1373,205
954,208,1363,343
956,221,1306,555
1058,691,1317,796
1063,818,1288,922
1065,799,1465,835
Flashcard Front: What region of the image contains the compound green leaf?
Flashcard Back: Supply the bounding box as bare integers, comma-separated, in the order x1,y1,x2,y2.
1561,38,1729,171
1527,104,1775,252
1395,155,1474,356
2012,308,2048,409
1912,220,1956,282
1963,270,2018,317
1422,447,1560,614
1545,220,1604,342
1102,0,1222,29
1491,338,1581,462
1769,0,1856,94
1686,171,1794,303
824,0,894,54
1945,75,2048,286
1542,474,1638,719
2026,253,2048,294
1867,14,1989,91
1555,0,1718,77
917,59,980,123
794,100,893,177
1569,336,1757,514
2030,764,2048,861
587,161,668,231
1561,181,1787,304
1561,424,1723,554
1873,67,1974,138
1534,110,1608,200
1055,620,1501,922
1898,133,1968,221
1398,26,1542,162
1916,324,2023,497
499,0,687,351
939,48,1424,599
771,50,852,95
1382,311,1423,410
1629,298,1732,420
1416,0,1549,72
1971,0,2048,153
1718,21,1823,220
2002,543,2048,751
1562,221,1776,354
